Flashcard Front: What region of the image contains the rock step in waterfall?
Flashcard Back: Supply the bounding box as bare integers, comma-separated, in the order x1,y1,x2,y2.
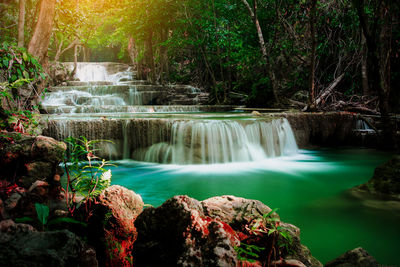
42,62,210,114
42,62,299,164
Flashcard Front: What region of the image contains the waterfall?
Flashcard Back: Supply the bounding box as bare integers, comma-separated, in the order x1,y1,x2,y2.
129,86,143,105
42,62,299,165
75,63,109,82
355,119,375,132
42,63,207,114
134,118,298,164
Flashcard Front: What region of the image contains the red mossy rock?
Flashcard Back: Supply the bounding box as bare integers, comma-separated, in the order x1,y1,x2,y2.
133,195,240,266
85,185,143,267
133,195,322,267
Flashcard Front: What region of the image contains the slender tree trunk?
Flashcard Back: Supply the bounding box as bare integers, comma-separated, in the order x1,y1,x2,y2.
361,32,370,95
308,0,317,109
18,0,26,47
146,31,156,83
128,36,138,69
212,0,227,102
82,46,90,62
354,0,395,149
226,24,232,103
159,28,169,84
240,0,279,103
72,44,78,77
28,0,56,66
54,38,79,62
30,0,41,35
377,1,393,148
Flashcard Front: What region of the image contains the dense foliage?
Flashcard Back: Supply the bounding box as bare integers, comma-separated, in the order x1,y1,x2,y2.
0,43,44,134
0,0,399,108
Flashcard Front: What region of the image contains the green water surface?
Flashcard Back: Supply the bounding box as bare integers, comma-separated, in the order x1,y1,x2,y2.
110,148,399,265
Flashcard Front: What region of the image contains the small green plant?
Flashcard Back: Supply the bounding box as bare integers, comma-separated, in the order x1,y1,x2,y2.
235,208,293,265
35,202,49,227
15,203,86,231
64,136,114,215
234,243,265,263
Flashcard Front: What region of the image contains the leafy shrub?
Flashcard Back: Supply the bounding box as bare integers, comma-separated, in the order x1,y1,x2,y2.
0,42,45,84
64,136,114,215
0,42,45,135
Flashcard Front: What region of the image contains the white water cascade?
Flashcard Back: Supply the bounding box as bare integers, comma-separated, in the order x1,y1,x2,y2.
355,119,375,133
133,118,298,164
43,62,300,164
75,63,109,82
42,62,210,114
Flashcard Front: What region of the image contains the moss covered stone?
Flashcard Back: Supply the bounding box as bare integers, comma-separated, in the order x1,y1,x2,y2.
357,155,400,199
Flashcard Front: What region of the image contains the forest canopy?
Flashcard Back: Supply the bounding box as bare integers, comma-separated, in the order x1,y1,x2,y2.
0,0,399,110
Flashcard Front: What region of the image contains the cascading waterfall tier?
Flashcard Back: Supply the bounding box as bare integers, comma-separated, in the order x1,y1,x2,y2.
133,118,298,164
43,117,298,164
42,62,298,164
42,62,209,114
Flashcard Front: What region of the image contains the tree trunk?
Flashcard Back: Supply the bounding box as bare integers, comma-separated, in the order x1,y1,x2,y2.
17,0,26,47
361,32,370,95
377,1,393,149
308,0,317,109
28,0,56,66
146,31,156,83
71,44,78,77
159,29,169,84
82,46,90,62
240,0,279,103
128,36,138,70
54,38,79,62
354,0,395,149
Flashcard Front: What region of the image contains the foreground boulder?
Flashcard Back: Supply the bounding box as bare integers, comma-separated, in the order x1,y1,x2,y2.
0,134,66,219
85,185,144,266
325,247,381,267
0,219,98,267
133,195,321,267
133,195,239,266
0,133,66,189
353,155,400,200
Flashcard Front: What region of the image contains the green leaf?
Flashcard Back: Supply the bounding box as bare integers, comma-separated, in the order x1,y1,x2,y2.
47,217,87,227
16,68,22,78
22,52,28,61
263,208,278,219
268,228,276,235
15,217,35,223
35,203,49,226
23,70,29,79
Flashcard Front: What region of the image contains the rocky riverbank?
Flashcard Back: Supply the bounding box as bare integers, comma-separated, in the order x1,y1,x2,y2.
0,133,390,266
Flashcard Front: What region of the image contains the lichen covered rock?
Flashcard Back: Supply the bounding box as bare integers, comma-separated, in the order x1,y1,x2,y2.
355,155,400,200
133,195,239,266
133,195,321,267
85,185,143,266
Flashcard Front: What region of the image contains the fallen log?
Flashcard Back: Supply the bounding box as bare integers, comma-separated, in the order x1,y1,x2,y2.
345,106,380,115
303,73,345,111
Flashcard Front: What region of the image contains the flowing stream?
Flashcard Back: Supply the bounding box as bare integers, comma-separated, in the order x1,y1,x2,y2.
44,63,398,265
